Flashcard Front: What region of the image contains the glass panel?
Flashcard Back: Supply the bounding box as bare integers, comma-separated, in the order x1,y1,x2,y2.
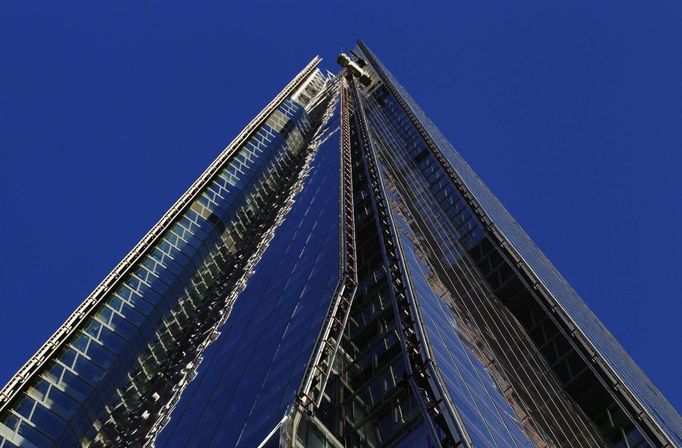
359,43,681,446
155,101,341,447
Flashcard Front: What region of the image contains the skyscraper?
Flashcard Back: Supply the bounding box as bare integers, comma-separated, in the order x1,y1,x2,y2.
0,41,679,447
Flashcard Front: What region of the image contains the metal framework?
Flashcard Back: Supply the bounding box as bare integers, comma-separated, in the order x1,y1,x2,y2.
348,73,468,447
298,76,358,409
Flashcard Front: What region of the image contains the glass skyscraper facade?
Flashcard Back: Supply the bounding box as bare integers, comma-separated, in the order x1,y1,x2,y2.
1,42,680,448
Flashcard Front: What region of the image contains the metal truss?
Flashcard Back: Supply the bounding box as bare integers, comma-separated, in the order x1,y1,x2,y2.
298,76,358,409
347,73,469,447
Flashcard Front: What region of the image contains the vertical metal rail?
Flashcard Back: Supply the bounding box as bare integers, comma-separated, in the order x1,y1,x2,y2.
356,40,675,448
0,57,322,416
298,77,358,408
347,74,470,447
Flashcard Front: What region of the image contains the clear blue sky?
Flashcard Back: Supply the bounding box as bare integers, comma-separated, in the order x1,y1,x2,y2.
1,1,680,413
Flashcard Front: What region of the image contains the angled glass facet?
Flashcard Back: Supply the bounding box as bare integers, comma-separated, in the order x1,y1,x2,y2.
1,43,679,448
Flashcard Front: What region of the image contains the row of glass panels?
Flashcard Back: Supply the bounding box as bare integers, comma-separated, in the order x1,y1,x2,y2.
154,86,342,447
0,68,322,447
358,43,682,446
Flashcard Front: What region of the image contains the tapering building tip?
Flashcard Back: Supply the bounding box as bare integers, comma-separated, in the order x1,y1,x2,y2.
309,55,323,67
337,53,351,68
337,52,371,87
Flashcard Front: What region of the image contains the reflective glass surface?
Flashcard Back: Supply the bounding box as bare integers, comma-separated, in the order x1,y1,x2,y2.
296,82,449,447
358,80,604,445
0,66,330,447
155,117,342,447
358,43,682,446
393,211,534,448
3,45,680,448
